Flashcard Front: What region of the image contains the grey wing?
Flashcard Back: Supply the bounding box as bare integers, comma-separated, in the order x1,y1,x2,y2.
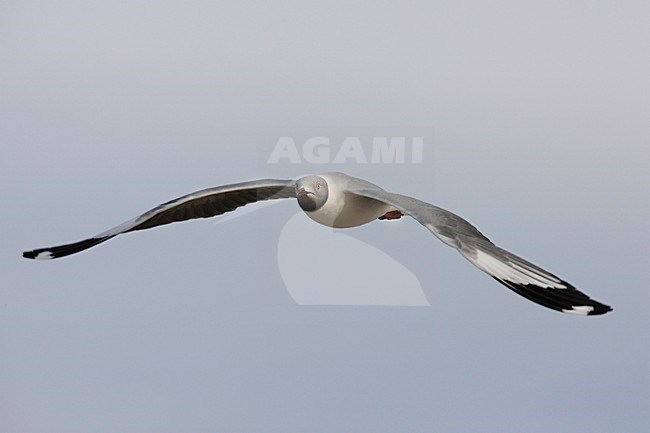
347,181,612,316
23,179,296,260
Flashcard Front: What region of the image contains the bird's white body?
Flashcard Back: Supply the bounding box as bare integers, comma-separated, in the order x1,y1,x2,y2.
302,173,392,228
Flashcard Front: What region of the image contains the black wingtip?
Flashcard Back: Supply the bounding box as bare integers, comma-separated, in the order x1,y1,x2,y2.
22,236,113,260
492,277,613,316
587,303,613,316
23,250,40,259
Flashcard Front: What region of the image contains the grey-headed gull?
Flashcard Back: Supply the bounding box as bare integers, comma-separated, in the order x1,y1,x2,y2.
23,172,612,315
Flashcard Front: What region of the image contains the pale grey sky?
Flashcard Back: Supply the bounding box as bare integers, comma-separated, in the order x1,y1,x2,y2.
2,1,649,432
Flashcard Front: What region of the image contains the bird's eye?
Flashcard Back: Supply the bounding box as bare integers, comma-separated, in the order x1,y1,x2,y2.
316,182,321,190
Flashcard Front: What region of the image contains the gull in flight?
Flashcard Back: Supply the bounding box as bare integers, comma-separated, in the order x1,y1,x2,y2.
23,172,612,316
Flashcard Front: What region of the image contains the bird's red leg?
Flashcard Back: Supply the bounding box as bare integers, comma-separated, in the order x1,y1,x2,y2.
378,210,404,220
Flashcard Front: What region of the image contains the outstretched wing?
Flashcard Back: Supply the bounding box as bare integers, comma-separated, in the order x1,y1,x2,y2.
345,179,612,316
23,179,296,260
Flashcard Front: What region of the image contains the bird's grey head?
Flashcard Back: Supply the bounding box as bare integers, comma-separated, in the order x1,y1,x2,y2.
295,175,329,212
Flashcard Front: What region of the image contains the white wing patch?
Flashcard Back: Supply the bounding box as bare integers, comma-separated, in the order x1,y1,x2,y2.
562,305,595,316
34,251,54,260
473,250,567,289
